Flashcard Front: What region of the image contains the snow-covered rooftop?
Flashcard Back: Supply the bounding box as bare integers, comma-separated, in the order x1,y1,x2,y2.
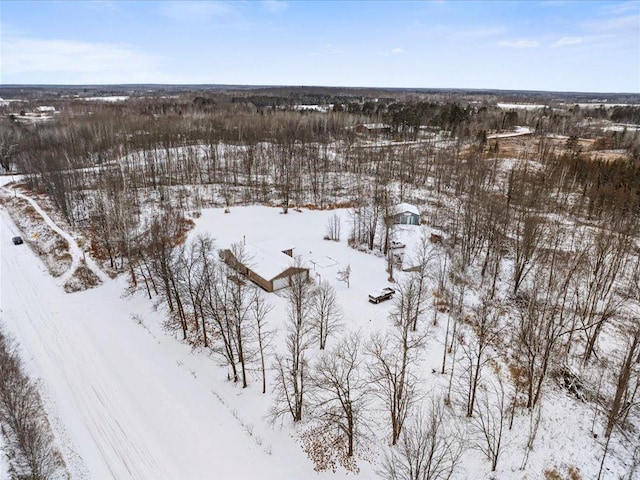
238,241,298,280
253,238,295,254
292,104,333,112
395,202,419,216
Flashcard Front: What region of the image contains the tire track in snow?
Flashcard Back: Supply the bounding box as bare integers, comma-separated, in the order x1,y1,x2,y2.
1,187,110,285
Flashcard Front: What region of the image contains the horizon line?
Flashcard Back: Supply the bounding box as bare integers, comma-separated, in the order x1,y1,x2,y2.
1,83,639,96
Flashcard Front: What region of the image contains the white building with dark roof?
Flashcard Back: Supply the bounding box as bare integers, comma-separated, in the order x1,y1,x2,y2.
394,203,420,225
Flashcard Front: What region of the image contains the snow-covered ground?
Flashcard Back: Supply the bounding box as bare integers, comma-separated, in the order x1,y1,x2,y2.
487,126,533,139
571,103,640,108
497,103,546,110
0,211,333,479
1,186,109,286
1,178,385,479
81,96,130,102
0,98,24,107
0,173,634,479
603,123,640,132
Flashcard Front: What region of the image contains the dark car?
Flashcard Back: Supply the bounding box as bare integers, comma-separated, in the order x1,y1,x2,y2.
12,236,23,245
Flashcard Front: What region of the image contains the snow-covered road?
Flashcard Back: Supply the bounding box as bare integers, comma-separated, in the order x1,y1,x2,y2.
0,207,296,479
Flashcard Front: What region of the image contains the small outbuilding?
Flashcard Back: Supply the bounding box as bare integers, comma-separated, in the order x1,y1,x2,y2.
394,203,420,225
354,123,391,134
36,106,56,115
221,240,310,292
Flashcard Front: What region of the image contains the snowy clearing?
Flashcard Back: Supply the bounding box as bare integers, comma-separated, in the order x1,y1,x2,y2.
497,103,547,110
81,96,130,102
0,181,635,480
0,206,333,479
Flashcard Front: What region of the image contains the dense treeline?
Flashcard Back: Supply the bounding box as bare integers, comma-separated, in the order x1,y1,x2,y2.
1,96,639,271
0,329,65,479
611,106,640,125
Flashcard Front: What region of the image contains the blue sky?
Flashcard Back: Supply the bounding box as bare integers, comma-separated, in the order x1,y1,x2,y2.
1,0,638,92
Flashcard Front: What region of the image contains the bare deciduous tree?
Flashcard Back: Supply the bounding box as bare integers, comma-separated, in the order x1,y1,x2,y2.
520,402,542,470
461,295,503,417
605,327,640,438
596,323,640,480
226,242,254,388
572,228,630,363
311,281,343,350
325,212,342,241
252,289,273,394
272,267,314,422
393,277,426,335
407,233,438,331
471,381,506,472
309,333,368,458
515,233,580,409
512,211,545,295
368,301,425,446
337,264,351,288
0,126,19,173
380,399,463,480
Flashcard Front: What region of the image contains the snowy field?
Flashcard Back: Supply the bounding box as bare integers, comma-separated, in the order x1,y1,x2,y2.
496,103,547,110
81,96,130,102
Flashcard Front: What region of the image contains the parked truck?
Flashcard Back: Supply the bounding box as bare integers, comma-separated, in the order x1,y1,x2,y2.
368,287,395,304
